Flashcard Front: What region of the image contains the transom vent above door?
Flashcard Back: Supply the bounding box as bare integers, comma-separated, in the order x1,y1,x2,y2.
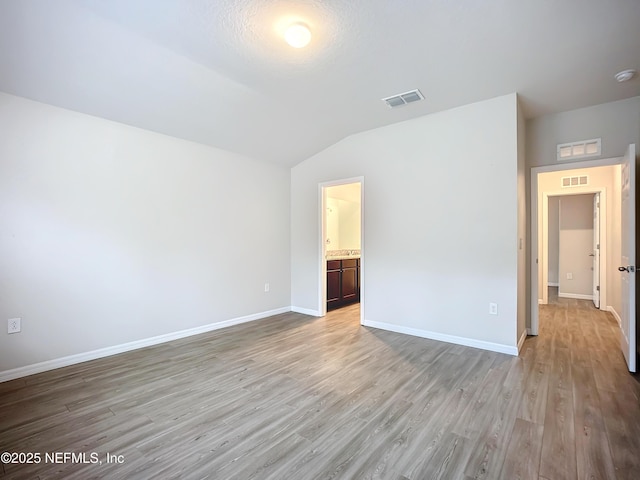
561,175,588,187
557,138,601,161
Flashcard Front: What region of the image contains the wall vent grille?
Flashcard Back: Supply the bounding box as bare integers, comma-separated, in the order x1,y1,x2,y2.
557,138,601,161
561,175,589,188
382,89,424,108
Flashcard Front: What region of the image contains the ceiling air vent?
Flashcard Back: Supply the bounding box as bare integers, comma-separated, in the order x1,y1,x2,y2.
561,175,589,188
557,138,601,161
382,89,424,108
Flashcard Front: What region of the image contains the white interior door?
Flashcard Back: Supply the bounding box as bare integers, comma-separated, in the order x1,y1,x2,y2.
619,144,636,372
592,193,600,308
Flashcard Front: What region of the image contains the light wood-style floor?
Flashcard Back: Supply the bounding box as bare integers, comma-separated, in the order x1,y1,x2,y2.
1,297,639,479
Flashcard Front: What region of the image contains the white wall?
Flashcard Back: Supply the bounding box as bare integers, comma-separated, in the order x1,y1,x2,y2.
558,194,594,298
0,92,291,374
548,197,560,285
292,94,521,353
517,100,527,343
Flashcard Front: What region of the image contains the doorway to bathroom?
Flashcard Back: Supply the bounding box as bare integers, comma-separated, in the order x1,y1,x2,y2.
320,178,364,323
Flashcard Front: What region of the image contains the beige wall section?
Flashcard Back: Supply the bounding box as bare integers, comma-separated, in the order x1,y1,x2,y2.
336,199,361,249
325,197,341,249
292,94,521,353
548,197,560,285
537,165,621,315
527,97,640,168
558,194,595,298
610,166,622,317
0,92,291,373
326,183,361,250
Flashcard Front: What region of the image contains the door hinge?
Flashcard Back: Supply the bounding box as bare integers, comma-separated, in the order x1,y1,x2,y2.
597,244,600,249
596,286,600,291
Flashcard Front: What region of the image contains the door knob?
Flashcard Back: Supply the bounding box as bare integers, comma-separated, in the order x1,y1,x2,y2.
589,254,595,257
619,266,636,272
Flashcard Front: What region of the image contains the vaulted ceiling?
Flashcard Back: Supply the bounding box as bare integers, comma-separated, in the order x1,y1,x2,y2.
1,0,638,166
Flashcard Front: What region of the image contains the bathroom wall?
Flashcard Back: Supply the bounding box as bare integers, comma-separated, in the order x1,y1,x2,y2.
326,183,361,251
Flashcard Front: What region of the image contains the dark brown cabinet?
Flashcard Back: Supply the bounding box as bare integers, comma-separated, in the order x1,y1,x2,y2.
327,258,360,311
327,260,342,309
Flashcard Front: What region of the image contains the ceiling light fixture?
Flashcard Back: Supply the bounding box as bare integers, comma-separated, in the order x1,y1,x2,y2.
284,23,311,48
614,69,636,82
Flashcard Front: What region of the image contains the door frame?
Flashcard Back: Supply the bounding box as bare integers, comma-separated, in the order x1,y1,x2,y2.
593,192,601,308
619,143,636,372
318,176,364,324
530,156,621,335
542,189,606,306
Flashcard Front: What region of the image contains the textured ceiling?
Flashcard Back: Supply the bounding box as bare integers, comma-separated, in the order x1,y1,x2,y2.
0,0,639,166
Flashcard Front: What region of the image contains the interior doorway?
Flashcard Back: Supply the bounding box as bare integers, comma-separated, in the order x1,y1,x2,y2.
532,161,619,335
546,192,600,306
531,148,636,373
319,177,364,324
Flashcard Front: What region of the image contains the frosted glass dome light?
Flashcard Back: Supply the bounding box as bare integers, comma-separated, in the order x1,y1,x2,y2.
284,23,311,48
614,69,636,82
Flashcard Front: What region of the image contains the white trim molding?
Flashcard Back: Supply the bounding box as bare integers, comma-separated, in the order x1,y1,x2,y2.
362,319,518,356
607,306,622,327
517,329,528,352
558,292,593,300
547,282,559,287
291,306,322,317
0,307,291,383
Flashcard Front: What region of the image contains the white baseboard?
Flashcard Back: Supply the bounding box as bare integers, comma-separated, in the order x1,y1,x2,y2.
291,306,322,317
517,329,528,352
362,319,518,356
526,328,534,336
0,306,291,383
558,292,593,300
607,306,622,327
538,299,545,304
547,282,559,287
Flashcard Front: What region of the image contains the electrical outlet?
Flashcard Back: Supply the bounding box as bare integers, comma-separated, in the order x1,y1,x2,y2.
8,318,21,334
489,303,498,315
264,283,270,292
567,272,573,280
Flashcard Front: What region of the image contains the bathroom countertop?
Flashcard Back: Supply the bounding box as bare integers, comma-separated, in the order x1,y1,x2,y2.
326,249,360,261
326,255,361,261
